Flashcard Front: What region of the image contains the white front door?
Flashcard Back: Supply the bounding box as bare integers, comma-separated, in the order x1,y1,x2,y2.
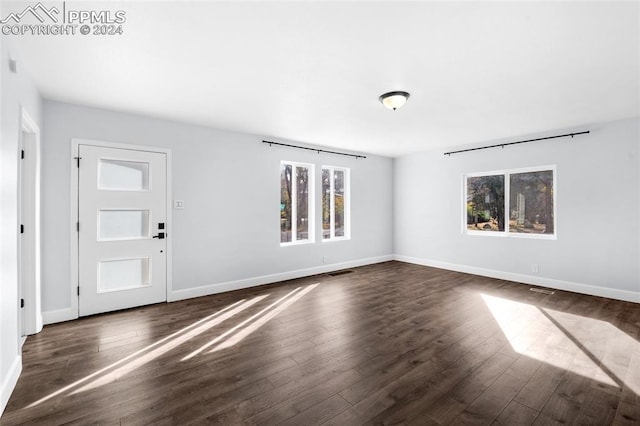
78,144,167,316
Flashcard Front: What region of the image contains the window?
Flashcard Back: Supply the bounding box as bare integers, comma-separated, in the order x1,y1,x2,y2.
465,166,555,237
466,175,505,232
322,166,350,240
280,162,314,244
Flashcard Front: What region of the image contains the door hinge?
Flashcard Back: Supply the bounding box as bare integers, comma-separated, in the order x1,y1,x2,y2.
21,149,24,159
77,286,80,296
20,298,24,308
77,221,80,232
20,224,24,234
74,156,81,167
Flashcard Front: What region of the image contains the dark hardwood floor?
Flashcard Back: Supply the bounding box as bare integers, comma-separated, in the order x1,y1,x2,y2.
3,261,639,425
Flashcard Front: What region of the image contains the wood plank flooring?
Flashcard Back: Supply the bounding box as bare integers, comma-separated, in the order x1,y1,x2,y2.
2,261,639,425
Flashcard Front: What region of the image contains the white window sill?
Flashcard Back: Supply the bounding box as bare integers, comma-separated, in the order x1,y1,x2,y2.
322,237,351,243
465,230,556,240
280,240,315,247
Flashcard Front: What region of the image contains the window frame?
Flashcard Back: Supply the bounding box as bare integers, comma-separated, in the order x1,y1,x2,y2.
321,165,351,242
280,161,315,246
463,165,557,240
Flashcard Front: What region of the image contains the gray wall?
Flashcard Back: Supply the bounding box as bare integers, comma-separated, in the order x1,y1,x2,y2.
42,101,394,315
394,118,640,301
0,36,42,412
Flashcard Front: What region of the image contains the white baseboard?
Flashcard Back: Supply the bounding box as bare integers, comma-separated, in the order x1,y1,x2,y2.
169,255,393,302
394,255,640,304
1,355,22,417
41,254,638,324
42,307,77,325
42,256,393,324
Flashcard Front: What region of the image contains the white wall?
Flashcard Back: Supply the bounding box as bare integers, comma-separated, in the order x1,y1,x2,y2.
0,36,42,414
41,101,394,319
394,118,640,302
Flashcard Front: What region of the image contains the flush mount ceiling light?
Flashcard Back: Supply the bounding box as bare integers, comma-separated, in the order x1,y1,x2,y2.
379,91,410,110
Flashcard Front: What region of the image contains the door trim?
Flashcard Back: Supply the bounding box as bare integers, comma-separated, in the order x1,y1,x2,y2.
70,139,173,318
18,107,43,335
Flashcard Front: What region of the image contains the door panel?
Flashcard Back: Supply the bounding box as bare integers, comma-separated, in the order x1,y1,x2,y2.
79,145,167,316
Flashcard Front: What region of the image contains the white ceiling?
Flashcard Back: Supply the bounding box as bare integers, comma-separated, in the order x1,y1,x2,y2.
10,1,640,157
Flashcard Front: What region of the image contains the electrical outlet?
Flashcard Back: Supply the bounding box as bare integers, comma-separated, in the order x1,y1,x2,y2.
531,264,539,273
323,256,329,264
174,200,184,209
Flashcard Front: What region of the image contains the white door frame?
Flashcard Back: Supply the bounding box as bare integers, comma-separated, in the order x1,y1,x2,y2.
70,139,173,318
18,107,43,336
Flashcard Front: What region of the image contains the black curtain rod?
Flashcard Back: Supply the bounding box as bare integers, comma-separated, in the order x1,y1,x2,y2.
443,130,590,156
263,140,367,159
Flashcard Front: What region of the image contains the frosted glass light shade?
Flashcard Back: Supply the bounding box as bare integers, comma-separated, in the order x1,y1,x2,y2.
379,91,410,110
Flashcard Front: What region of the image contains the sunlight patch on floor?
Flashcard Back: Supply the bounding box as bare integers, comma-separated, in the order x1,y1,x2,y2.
70,295,268,394
542,306,640,395
481,293,639,394
210,283,319,352
183,284,318,360
27,283,321,408
26,296,263,407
